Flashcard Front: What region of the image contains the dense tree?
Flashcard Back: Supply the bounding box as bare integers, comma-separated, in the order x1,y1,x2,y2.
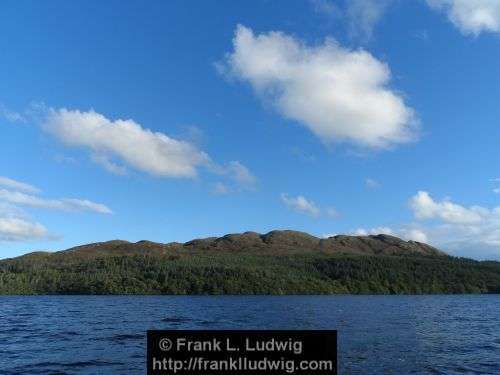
1,252,499,295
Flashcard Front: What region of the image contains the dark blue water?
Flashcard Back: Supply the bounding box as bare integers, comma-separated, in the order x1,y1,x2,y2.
1,295,499,374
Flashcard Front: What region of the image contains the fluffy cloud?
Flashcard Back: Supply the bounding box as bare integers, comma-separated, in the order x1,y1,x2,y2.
280,194,339,218
219,25,417,149
350,191,500,258
0,176,40,194
352,226,394,236
0,177,113,242
43,108,211,178
281,194,321,217
0,189,112,214
427,0,500,35
0,217,49,242
400,228,429,243
42,108,256,192
410,191,488,224
351,226,429,243
408,191,500,258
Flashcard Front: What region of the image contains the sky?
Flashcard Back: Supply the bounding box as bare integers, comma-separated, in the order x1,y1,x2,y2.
2,0,500,260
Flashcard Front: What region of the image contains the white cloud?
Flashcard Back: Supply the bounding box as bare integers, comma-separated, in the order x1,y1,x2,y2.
352,226,394,236
0,189,112,214
226,161,257,189
410,191,488,224
210,161,257,193
399,227,429,243
312,0,392,41
494,188,500,194
427,0,500,35
41,108,256,192
345,0,393,41
407,191,500,258
0,176,40,194
91,153,127,175
354,191,500,258
0,175,113,243
281,194,321,217
351,226,429,243
0,217,49,242
0,104,25,123
43,108,211,178
0,203,51,242
220,25,417,149
365,178,381,189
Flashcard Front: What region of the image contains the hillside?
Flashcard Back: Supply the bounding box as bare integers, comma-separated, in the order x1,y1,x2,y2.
1,230,499,295
14,230,446,260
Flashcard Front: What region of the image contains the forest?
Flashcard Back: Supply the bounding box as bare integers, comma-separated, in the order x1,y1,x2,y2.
1,251,499,295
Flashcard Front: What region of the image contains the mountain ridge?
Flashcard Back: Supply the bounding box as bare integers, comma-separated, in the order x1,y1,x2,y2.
11,230,447,260
2,230,500,295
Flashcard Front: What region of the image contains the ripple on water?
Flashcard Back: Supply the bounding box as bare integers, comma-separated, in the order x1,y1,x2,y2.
1,295,500,375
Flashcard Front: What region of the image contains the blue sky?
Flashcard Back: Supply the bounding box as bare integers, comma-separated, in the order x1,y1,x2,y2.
2,0,500,260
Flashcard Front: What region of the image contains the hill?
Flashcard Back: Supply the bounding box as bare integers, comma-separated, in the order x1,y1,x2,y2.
1,230,499,295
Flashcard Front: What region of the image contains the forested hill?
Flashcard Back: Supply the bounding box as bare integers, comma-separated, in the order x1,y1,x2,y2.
1,230,499,295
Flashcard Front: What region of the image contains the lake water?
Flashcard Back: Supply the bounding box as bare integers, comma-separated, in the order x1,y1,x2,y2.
1,295,499,374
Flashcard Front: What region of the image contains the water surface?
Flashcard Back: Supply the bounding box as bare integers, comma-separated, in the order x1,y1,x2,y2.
1,295,499,374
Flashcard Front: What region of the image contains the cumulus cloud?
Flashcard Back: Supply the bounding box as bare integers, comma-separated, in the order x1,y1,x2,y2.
280,194,339,218
407,191,500,258
351,191,500,258
43,108,211,178
0,189,112,214
219,25,417,149
0,202,51,242
400,228,429,243
352,226,429,243
281,194,321,217
0,176,113,242
352,226,394,236
0,176,40,194
41,107,256,192
427,0,500,35
0,217,49,242
410,191,488,224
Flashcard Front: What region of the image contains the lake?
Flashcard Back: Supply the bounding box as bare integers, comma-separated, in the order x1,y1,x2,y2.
1,295,499,374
